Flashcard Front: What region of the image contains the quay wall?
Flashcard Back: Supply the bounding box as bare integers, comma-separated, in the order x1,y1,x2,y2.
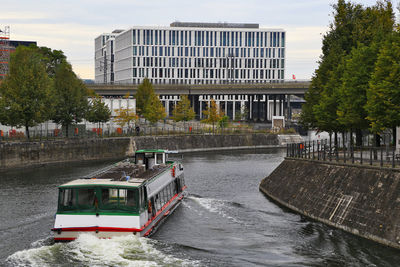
0,134,302,169
259,158,400,249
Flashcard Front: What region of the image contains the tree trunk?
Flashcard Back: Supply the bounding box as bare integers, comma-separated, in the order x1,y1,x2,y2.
349,129,353,147
375,134,381,147
25,123,30,141
342,132,346,148
373,134,380,160
66,124,69,138
334,132,338,148
393,126,396,147
356,129,362,147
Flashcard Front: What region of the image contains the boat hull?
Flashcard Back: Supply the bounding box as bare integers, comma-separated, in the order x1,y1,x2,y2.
53,188,186,241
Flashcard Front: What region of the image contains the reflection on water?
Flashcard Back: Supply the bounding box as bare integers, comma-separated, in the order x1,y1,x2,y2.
2,149,400,267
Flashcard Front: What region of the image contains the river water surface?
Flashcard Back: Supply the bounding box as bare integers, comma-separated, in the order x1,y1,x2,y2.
1,149,399,266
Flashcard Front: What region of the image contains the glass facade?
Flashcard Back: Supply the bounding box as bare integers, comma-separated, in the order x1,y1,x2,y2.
95,24,285,84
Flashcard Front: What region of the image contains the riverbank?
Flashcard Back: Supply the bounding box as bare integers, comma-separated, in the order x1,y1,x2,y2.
259,158,400,249
0,134,302,170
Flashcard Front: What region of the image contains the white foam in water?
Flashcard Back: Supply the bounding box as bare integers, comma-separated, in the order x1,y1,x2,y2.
7,234,197,267
188,196,241,223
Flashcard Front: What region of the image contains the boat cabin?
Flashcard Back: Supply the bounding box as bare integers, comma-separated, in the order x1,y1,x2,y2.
56,180,147,216
135,149,167,170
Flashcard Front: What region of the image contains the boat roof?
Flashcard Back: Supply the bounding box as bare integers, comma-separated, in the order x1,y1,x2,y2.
135,149,165,153
59,178,146,188
58,159,171,189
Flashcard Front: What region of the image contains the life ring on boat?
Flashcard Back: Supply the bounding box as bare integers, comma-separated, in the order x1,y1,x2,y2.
171,166,176,177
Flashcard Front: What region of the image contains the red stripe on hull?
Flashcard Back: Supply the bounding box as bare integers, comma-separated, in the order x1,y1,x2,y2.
52,226,142,232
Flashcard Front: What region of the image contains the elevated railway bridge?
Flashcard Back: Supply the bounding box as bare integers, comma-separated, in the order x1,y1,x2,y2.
86,81,310,122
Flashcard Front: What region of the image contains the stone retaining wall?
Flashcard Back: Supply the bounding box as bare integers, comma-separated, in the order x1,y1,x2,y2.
259,158,400,249
131,134,281,152
0,133,295,169
0,138,130,169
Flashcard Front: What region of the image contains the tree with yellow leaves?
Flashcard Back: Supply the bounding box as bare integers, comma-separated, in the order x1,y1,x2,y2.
114,107,138,128
144,94,166,124
202,99,223,133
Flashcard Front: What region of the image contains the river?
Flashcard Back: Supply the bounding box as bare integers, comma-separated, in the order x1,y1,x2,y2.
1,149,399,266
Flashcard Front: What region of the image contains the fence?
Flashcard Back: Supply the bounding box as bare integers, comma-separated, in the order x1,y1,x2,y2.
287,139,399,168
0,123,284,142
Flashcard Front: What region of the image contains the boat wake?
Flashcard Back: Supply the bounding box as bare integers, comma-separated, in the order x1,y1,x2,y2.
186,196,243,224
6,234,197,267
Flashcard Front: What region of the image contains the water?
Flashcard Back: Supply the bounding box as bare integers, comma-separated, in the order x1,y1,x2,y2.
1,150,399,266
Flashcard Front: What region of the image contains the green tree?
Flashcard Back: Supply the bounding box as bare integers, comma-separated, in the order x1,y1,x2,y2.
337,44,378,144
86,95,111,128
301,0,363,136
234,105,249,122
0,46,53,140
52,60,89,137
301,0,395,146
366,34,400,134
144,94,166,124
171,95,195,122
135,78,155,115
202,99,223,133
218,115,229,129
35,46,66,77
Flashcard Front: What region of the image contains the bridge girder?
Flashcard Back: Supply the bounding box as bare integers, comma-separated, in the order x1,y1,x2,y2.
87,82,310,96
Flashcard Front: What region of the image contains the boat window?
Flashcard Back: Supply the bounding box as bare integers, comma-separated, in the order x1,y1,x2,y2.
101,188,137,210
121,189,136,207
156,153,164,164
102,188,118,207
59,189,76,209
136,153,144,165
170,182,174,196
77,189,95,208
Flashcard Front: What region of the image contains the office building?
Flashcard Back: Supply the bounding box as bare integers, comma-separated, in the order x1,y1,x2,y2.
95,22,285,84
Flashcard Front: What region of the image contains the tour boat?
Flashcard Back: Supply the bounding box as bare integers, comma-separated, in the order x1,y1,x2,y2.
52,149,186,241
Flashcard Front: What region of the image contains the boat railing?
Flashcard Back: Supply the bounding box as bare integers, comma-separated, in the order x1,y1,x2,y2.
82,161,123,179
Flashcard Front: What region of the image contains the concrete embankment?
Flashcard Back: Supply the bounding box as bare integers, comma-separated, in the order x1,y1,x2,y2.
0,134,302,169
259,158,400,249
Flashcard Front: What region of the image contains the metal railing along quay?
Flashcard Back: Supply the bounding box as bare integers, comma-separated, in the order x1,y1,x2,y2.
287,140,400,169
0,124,291,143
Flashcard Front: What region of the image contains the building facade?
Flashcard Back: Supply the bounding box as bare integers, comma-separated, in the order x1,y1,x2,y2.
95,22,285,85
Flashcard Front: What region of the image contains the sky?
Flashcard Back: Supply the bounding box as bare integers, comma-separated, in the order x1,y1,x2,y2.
1,0,398,80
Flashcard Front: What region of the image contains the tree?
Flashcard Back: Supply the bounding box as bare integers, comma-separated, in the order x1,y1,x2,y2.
114,107,138,128
35,46,66,77
234,105,249,122
366,34,400,134
144,94,166,124
0,46,53,139
202,99,223,133
218,115,229,129
86,95,111,128
337,43,378,145
52,60,89,137
301,0,363,136
171,95,195,122
300,0,395,146
135,78,155,115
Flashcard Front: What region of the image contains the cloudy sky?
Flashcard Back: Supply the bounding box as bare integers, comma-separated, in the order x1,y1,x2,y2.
1,0,398,80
